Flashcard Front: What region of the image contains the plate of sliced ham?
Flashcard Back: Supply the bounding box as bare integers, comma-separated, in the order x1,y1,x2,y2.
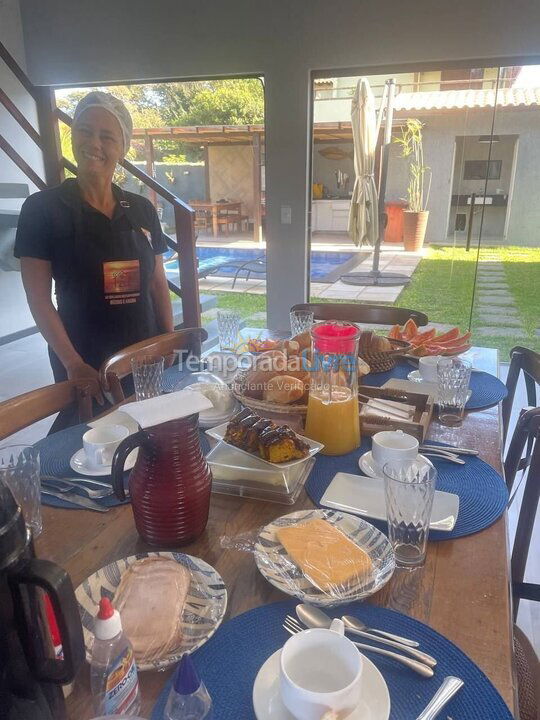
389,319,472,357
76,552,227,671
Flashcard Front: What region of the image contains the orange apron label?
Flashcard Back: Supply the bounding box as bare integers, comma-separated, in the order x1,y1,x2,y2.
103,259,140,305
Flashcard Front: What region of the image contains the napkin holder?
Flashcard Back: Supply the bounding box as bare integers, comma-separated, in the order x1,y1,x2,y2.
359,385,434,441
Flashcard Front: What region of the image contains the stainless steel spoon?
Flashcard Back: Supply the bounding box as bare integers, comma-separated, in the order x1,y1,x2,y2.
342,614,419,647
416,676,464,719
296,605,436,675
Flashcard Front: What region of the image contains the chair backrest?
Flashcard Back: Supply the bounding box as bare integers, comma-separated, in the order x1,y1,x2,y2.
504,406,540,616
502,346,540,442
99,327,208,403
0,381,93,441
290,303,428,328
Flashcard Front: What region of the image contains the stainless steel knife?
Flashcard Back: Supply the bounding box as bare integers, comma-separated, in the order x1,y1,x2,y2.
41,488,110,512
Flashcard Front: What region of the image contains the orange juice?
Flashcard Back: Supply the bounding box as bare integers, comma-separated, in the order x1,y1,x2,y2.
305,387,360,455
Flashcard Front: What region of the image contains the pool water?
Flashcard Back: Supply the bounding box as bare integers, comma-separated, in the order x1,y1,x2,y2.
165,247,354,282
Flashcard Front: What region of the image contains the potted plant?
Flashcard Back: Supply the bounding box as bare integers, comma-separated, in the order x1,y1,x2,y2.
393,118,432,251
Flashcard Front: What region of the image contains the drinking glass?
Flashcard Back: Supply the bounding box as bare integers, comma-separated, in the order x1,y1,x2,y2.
290,310,314,337
131,355,164,401
217,309,241,351
0,445,41,536
437,357,472,427
383,461,436,567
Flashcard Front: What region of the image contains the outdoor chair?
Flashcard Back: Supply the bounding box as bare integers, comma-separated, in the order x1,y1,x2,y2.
503,406,540,720
502,346,540,443
290,303,428,328
0,381,93,442
99,327,208,403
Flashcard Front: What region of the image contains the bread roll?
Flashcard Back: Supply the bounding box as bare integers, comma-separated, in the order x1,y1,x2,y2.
253,350,287,373
291,331,311,352
264,375,305,404
282,339,300,356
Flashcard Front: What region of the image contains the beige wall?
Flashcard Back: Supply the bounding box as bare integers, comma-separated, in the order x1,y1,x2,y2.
208,146,254,219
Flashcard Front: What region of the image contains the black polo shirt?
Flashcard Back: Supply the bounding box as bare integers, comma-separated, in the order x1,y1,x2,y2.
15,179,168,377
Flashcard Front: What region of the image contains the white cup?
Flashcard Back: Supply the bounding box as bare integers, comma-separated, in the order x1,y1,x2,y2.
372,430,419,471
82,425,129,469
418,355,441,382
280,619,363,720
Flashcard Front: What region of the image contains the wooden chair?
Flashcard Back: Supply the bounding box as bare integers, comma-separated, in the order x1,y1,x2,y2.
503,406,540,719
502,346,540,443
99,328,208,403
290,303,428,328
0,381,93,442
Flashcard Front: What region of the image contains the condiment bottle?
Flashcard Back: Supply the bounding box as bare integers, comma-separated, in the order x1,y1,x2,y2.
90,597,141,716
304,321,361,455
164,653,213,719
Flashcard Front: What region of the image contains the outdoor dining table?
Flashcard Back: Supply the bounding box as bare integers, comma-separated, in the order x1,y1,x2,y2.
190,200,242,237
34,345,516,719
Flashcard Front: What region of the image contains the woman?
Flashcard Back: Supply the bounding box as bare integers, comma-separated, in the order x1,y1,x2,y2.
15,91,173,428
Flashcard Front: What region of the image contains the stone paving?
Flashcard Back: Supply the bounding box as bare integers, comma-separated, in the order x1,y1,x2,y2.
474,256,527,341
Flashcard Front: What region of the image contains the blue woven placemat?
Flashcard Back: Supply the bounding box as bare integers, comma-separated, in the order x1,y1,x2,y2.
306,440,508,540
363,362,507,411
151,599,512,720
162,365,197,393
35,422,211,510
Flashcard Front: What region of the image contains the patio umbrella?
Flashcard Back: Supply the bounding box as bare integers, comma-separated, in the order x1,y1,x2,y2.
348,78,379,247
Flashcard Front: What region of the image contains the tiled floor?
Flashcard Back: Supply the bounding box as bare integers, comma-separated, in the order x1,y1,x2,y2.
0,335,537,655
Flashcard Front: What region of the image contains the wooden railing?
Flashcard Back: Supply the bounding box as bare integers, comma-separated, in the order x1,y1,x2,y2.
0,40,201,330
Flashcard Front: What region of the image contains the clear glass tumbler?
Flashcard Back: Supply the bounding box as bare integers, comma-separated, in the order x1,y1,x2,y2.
217,309,241,351
437,357,472,427
383,461,436,567
0,445,41,536
290,310,314,338
131,355,164,401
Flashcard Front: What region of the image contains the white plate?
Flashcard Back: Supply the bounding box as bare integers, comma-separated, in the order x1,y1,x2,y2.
358,450,433,479
69,447,138,477
75,551,227,671
253,648,390,720
206,422,323,469
320,472,459,532
255,509,395,607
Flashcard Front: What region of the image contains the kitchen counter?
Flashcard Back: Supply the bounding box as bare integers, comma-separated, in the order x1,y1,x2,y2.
311,198,350,232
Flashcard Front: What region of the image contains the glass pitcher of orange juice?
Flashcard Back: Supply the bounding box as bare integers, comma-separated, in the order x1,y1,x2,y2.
304,321,361,455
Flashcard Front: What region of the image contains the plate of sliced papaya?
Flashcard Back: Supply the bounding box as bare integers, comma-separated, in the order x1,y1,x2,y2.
389,319,471,357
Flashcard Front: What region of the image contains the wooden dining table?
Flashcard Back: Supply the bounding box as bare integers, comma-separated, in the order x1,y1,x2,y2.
35,346,517,719
190,200,242,237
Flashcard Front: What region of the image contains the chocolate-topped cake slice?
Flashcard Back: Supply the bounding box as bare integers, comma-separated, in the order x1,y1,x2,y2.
258,424,310,463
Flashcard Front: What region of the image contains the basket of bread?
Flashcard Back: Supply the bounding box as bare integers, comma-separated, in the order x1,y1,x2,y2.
231,331,371,414
357,330,411,373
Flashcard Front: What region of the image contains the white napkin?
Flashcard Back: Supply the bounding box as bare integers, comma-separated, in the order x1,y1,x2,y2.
120,389,213,429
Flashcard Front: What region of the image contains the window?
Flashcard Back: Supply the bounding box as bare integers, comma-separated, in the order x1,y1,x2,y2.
463,160,502,180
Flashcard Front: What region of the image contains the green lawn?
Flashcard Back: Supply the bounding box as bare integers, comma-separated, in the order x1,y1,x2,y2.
396,246,540,359
201,245,540,359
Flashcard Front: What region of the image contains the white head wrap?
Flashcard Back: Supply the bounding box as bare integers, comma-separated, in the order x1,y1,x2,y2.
73,91,133,155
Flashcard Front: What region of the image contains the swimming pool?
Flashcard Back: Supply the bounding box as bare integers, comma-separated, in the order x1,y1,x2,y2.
165,247,355,283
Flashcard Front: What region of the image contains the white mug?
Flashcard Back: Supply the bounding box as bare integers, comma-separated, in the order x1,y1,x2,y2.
82,425,129,469
418,355,441,382
372,430,419,471
280,619,363,720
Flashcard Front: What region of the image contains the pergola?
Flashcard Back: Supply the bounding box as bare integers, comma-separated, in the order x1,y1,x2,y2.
132,122,356,243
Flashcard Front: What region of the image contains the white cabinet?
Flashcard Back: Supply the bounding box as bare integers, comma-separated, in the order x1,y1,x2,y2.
312,200,350,232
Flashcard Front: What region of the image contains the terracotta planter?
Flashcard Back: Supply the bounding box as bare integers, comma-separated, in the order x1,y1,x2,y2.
403,210,429,251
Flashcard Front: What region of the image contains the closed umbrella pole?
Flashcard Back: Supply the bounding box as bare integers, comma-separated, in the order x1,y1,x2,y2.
341,77,410,287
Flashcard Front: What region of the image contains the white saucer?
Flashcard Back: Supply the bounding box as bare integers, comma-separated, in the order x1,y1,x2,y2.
69,447,138,477
358,450,431,479
253,649,390,720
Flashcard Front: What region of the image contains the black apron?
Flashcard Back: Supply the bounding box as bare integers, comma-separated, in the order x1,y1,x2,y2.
49,191,159,381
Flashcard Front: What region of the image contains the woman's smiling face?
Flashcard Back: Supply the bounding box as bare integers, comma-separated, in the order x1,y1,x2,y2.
72,106,123,179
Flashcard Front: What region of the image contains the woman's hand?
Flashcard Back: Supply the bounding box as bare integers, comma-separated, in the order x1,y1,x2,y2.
66,361,104,405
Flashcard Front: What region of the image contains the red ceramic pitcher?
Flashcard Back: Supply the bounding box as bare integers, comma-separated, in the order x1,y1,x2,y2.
111,415,212,547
